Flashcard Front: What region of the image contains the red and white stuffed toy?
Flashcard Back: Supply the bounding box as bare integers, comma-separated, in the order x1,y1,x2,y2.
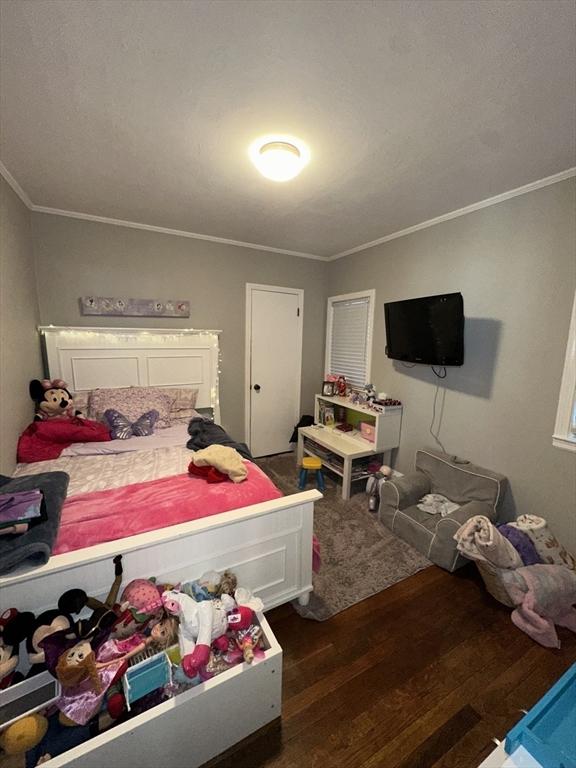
29,379,82,421
161,590,254,679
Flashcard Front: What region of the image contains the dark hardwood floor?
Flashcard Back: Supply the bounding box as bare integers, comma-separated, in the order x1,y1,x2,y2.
211,564,576,768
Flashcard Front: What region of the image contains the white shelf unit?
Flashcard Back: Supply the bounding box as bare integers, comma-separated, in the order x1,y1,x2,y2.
297,395,402,500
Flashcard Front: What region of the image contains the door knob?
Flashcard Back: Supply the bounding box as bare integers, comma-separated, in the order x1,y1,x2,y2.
253,384,261,391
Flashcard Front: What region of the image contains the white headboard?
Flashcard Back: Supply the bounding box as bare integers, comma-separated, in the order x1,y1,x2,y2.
39,326,221,423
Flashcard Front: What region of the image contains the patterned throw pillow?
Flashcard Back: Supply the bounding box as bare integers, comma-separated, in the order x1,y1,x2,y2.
89,387,175,429
103,409,160,440
161,387,200,423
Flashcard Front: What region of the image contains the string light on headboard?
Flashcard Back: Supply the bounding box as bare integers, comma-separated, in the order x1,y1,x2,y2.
38,326,223,421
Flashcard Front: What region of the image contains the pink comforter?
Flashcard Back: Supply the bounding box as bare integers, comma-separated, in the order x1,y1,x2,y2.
54,462,282,554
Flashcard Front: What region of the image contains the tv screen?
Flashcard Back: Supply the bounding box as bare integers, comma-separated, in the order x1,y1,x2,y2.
384,292,464,366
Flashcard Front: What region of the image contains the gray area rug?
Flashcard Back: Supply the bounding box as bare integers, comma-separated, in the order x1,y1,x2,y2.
256,453,431,621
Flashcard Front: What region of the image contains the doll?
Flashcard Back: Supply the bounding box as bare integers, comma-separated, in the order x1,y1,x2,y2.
336,375,347,397
55,640,103,694
233,624,264,664
45,635,125,726
96,615,178,666
110,577,165,639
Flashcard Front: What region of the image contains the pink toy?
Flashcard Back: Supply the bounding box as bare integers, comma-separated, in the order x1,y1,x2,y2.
161,590,253,678
111,579,165,639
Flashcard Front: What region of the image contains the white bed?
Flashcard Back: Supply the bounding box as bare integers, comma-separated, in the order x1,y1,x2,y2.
1,326,320,616
0,326,319,766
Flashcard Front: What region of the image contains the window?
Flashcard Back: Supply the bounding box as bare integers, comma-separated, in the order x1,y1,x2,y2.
553,291,576,452
325,290,375,388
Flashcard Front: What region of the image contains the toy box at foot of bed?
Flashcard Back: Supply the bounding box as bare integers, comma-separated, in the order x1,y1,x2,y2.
42,612,282,768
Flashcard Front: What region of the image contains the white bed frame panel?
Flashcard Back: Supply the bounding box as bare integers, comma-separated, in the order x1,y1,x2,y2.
0,490,319,614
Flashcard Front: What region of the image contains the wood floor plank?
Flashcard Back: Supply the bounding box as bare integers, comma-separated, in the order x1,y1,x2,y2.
394,705,482,768
210,566,576,768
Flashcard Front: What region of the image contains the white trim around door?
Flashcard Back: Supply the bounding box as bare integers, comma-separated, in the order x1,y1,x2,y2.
245,283,304,454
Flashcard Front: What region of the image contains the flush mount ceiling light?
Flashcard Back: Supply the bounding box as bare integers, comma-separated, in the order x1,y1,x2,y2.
249,135,310,182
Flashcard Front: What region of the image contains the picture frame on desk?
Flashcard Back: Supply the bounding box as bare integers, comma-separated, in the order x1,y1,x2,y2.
324,406,335,427
322,381,335,396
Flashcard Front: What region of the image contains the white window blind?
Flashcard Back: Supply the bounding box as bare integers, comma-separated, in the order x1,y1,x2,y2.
326,292,374,388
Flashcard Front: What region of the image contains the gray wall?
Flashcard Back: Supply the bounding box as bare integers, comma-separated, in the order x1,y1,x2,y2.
327,179,576,551
0,176,42,472
16,179,576,551
31,214,327,442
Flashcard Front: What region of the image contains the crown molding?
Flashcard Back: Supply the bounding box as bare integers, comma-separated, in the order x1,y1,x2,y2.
30,205,327,260
2,159,573,261
328,167,576,260
0,160,34,208
0,161,326,260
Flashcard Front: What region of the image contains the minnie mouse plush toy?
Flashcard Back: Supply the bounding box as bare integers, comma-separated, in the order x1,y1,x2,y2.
29,379,83,421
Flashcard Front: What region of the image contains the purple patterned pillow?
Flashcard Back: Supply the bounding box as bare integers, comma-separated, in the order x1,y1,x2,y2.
103,409,159,440
89,387,175,428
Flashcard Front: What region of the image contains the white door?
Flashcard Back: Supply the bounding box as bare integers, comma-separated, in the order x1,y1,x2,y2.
246,284,303,457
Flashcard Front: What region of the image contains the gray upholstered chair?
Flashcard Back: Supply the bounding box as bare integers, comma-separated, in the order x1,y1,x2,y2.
378,449,507,572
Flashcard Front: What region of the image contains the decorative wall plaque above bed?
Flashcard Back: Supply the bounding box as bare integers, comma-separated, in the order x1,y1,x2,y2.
80,296,190,317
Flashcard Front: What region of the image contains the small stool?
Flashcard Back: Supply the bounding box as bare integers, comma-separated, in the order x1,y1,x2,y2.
299,456,325,491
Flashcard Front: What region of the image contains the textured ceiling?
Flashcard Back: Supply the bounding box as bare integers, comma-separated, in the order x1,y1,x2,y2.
1,0,574,258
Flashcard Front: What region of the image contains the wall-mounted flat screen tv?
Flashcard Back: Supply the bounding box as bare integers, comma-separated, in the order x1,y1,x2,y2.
384,292,464,366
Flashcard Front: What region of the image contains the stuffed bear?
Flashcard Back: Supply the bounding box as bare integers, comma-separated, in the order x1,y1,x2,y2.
29,379,83,421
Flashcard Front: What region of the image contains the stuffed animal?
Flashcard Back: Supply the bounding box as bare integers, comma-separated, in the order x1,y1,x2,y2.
161,590,254,679
0,608,35,689
26,556,124,677
29,379,82,421
111,576,164,639
182,569,238,602
364,383,377,404
25,606,77,678
0,712,48,755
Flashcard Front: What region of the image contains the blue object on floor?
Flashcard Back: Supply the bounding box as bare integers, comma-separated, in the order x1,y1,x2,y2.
505,660,576,768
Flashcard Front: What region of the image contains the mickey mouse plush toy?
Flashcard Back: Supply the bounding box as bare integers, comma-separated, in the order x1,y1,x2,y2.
0,608,35,689
29,379,83,421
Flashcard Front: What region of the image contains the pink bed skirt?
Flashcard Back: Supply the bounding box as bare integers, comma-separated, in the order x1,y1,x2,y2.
54,462,283,555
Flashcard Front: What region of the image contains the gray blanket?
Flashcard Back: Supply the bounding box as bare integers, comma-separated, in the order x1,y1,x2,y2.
0,471,69,576
186,417,252,460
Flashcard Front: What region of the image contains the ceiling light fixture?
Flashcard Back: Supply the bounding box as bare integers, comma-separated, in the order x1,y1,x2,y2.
249,135,310,182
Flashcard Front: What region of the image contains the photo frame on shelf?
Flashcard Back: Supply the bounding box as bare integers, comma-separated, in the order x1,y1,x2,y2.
324,406,335,427
322,381,335,396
